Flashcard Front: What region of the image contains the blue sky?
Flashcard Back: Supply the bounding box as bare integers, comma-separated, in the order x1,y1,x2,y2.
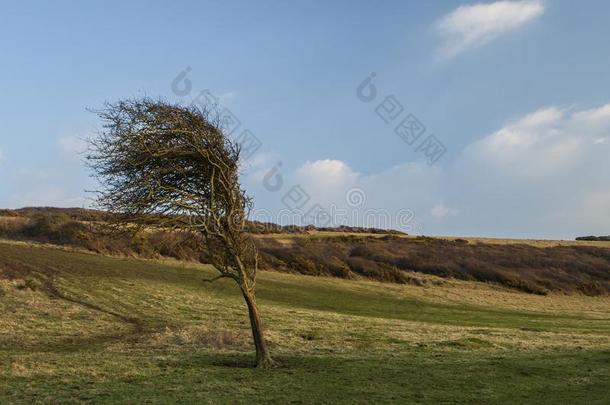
1,0,609,239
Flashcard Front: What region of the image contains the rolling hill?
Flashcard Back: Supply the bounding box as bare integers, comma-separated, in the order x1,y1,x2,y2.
1,208,610,296
1,239,609,403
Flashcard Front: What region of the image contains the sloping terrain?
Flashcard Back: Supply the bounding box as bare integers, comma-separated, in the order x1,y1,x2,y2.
1,240,609,403
2,208,610,296
256,235,610,295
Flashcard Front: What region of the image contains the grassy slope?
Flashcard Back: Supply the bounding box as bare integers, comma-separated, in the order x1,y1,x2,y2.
1,240,610,403
255,231,610,248
4,210,610,295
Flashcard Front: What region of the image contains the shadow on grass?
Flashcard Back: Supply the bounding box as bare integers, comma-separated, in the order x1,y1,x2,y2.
0,255,152,353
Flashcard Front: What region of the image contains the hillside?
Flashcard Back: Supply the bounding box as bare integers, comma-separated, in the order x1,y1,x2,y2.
1,240,610,403
1,208,610,296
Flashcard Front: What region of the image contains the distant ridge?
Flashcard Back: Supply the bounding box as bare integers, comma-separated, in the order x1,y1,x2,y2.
576,236,610,241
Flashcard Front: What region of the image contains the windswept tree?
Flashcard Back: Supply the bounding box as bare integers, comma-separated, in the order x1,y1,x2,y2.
87,98,273,368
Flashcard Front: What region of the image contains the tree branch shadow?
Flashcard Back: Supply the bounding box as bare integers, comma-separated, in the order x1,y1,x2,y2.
1,256,147,352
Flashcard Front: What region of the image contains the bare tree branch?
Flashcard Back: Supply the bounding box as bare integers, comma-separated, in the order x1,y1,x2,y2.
86,97,274,368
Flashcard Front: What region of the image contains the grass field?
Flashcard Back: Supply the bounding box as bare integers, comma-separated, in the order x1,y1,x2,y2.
1,239,610,403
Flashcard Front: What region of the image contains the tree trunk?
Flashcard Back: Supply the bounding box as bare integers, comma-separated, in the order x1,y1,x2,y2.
241,288,274,368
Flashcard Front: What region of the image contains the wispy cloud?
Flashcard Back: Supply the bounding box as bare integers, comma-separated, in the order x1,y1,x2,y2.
454,103,610,237
435,0,544,59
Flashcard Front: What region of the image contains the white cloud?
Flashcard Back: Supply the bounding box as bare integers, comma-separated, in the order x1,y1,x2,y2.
431,203,458,219
460,107,584,178
294,159,441,206
573,104,610,123
436,0,544,59
0,147,4,162
297,159,360,192
462,104,610,177
245,159,443,232
262,103,610,238
241,152,276,181
452,103,610,238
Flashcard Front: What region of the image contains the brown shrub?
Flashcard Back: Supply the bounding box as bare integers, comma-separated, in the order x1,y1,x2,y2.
2,208,610,295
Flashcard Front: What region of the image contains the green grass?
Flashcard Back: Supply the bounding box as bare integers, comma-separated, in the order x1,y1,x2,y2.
1,241,609,403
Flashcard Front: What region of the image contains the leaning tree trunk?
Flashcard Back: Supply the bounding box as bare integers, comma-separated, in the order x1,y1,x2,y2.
241,287,273,368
